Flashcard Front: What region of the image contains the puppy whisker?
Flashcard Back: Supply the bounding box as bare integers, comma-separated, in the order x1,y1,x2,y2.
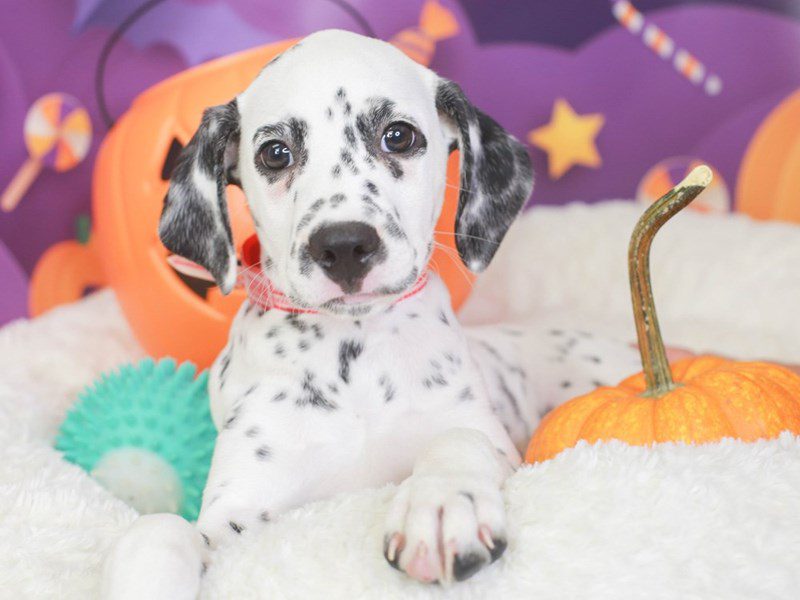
432,241,476,291
432,230,500,246
444,182,473,194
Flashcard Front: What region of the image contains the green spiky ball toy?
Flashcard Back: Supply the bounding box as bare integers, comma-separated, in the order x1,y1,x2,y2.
56,358,216,521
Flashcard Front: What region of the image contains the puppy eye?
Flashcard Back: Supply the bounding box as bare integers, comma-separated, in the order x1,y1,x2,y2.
258,140,294,170
381,122,416,153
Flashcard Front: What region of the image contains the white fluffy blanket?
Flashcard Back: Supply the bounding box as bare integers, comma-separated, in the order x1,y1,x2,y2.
2,201,800,599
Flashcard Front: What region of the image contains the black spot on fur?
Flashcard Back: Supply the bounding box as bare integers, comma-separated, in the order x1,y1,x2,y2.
386,157,403,179
298,340,310,351
299,244,313,277
272,391,287,402
340,149,359,175
260,511,271,522
285,313,309,333
362,194,381,213
438,310,450,325
255,445,272,460
223,403,242,429
344,125,356,146
584,355,601,363
275,343,286,357
423,373,448,388
338,339,363,383
229,521,244,534
445,352,462,366
379,374,396,402
218,350,232,389
561,380,572,388
384,213,405,239
497,372,526,432
329,193,345,208
459,491,475,504
245,426,260,437
311,324,324,339
326,107,333,120
331,164,342,178
459,387,475,401
309,198,325,213
365,180,379,196
266,327,280,339
297,371,337,410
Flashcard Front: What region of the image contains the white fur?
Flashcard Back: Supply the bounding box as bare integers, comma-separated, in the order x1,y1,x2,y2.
3,201,800,597
202,432,800,600
118,29,550,592
238,31,447,310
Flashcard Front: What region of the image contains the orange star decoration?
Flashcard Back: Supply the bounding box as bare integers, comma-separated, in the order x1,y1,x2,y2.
528,99,605,180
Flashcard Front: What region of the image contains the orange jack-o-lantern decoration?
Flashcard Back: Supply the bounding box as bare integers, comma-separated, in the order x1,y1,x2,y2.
93,39,474,369
526,166,800,463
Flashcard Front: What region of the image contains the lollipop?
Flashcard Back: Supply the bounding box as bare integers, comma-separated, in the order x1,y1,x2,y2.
1,93,92,212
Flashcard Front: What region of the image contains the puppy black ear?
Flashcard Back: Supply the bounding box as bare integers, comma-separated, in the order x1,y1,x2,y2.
435,80,533,272
159,100,241,294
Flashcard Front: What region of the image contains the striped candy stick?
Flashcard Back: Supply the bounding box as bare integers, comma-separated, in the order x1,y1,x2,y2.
611,0,722,96
390,0,459,66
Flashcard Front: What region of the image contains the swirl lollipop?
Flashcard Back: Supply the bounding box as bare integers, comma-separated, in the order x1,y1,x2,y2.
1,93,92,212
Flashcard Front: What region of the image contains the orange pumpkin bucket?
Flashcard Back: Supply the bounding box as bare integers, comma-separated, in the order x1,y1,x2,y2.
93,39,473,369
526,166,800,463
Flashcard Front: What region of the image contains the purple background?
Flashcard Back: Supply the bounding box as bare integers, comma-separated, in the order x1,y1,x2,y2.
1,0,800,324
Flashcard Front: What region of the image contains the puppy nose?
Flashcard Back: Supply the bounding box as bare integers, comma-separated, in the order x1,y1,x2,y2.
308,221,382,292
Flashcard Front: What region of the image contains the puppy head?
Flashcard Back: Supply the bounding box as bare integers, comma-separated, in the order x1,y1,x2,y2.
160,30,533,317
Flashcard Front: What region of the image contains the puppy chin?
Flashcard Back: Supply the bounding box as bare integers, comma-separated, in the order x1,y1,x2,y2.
286,262,422,317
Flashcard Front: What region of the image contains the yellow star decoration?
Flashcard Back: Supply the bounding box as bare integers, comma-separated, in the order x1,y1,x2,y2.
528,99,605,180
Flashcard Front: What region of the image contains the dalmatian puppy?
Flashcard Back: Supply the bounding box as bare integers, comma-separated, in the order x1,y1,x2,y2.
103,29,641,598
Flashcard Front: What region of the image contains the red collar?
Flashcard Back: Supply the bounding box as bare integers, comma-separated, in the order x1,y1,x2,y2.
239,235,429,314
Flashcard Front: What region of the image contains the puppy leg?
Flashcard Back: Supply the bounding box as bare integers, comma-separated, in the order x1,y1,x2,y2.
468,324,643,441
383,428,517,584
195,391,352,550
102,514,207,600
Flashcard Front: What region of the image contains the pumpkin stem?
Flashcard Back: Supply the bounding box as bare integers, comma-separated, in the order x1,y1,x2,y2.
629,165,712,397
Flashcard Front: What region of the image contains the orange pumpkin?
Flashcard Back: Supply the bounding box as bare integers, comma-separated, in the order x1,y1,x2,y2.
526,166,800,463
29,233,105,317
736,88,800,222
93,39,473,369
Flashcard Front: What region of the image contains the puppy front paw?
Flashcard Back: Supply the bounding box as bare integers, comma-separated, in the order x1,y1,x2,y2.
383,473,507,585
